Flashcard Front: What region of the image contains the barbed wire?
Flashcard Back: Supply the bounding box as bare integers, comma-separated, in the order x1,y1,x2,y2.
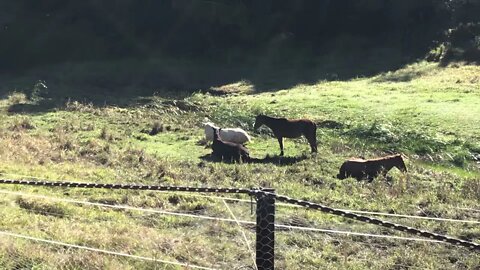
0,230,216,270
1,178,478,251
268,192,480,251
275,203,480,224
2,173,478,224
3,173,479,220
0,179,251,194
7,195,449,269
1,189,459,245
0,189,256,225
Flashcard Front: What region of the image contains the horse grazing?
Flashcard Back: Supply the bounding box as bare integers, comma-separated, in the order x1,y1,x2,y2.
204,121,251,144
211,127,250,163
253,114,317,156
337,154,407,181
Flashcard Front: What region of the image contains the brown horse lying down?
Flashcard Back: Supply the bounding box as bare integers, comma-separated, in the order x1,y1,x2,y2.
254,114,317,156
211,127,250,163
337,154,407,181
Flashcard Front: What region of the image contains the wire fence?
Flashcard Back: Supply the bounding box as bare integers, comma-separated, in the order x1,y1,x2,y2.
0,177,478,269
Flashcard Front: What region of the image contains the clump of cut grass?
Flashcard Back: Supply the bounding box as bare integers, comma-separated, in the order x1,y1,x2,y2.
65,100,96,113
99,126,115,142
119,147,167,180
121,147,146,165
207,80,254,96
54,131,76,152
9,117,35,131
15,197,69,218
6,91,28,105
149,121,163,136
140,121,165,136
78,139,111,165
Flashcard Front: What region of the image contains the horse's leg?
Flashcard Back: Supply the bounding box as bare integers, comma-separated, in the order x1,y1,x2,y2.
306,133,317,153
236,151,242,164
309,125,318,153
277,136,284,156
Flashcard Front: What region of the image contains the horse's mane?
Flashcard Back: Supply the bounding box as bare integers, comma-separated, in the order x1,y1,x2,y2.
367,154,402,161
258,114,287,121
348,154,401,162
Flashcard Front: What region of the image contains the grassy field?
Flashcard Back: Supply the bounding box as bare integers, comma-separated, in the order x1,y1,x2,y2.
0,61,479,269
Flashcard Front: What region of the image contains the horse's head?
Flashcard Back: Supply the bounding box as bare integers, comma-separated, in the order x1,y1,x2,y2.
204,122,217,130
253,114,265,131
394,154,407,172
212,127,220,140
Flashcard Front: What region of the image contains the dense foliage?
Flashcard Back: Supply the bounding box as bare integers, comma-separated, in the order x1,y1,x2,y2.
1,0,479,71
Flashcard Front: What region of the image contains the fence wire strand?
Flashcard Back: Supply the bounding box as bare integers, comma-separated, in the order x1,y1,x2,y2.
2,189,459,245
1,178,479,252
1,173,477,224
222,200,257,270
267,192,480,251
0,230,216,270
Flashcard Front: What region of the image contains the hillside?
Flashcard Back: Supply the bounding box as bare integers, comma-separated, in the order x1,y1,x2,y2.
0,61,479,269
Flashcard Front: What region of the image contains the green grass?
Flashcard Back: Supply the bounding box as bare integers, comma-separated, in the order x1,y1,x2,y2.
0,61,479,269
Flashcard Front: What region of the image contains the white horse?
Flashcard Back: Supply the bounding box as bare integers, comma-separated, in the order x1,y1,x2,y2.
204,121,252,144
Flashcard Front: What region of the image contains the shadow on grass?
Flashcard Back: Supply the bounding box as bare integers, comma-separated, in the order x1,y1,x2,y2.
199,153,310,166
7,100,58,115
371,63,437,83
0,46,422,114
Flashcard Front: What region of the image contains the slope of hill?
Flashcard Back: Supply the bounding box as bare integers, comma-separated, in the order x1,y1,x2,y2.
0,61,478,269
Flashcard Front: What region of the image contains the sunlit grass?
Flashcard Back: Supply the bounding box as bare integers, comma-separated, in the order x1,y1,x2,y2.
0,62,478,269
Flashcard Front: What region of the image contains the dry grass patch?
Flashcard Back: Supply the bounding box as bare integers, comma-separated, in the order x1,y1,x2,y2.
208,80,254,95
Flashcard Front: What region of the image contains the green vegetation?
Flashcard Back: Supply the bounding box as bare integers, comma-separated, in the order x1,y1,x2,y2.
0,62,479,269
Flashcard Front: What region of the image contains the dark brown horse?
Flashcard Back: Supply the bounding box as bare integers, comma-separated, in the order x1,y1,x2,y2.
254,114,317,156
211,127,250,163
337,154,407,182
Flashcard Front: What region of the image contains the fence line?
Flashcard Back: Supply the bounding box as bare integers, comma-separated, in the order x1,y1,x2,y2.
275,224,444,243
1,179,479,251
0,179,251,194
0,189,256,225
0,173,480,224
270,192,480,251
1,189,455,244
184,195,480,224
329,208,480,224
0,230,216,270
2,173,477,224
275,205,480,224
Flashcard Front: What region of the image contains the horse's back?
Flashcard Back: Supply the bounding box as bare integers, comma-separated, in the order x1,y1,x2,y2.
274,119,315,138
221,128,251,143
345,160,367,170
339,160,368,179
